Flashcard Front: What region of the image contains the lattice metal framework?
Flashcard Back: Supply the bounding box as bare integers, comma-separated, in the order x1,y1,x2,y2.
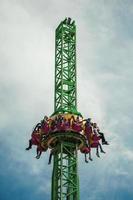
52,141,79,200
54,18,79,115
51,18,81,200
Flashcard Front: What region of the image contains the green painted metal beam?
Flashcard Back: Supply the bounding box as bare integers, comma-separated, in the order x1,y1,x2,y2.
51,141,80,200
53,18,81,116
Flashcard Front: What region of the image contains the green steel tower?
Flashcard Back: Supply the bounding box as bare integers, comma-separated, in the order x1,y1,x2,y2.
51,18,86,200
42,18,86,200
53,17,80,116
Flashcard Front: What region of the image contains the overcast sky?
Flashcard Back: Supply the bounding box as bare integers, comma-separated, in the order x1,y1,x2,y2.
0,0,133,200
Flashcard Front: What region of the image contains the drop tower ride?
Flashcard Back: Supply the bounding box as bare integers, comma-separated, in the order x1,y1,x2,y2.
26,17,108,200
43,17,85,200
51,17,82,200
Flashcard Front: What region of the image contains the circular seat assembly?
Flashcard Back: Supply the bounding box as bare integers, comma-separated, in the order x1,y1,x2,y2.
41,131,87,150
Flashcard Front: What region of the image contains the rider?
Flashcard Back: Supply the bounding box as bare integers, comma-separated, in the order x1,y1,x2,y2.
25,123,41,150
82,118,93,161
83,118,93,142
91,123,106,157
71,115,82,133
56,114,66,131
93,123,109,145
41,116,49,135
26,123,48,159
80,146,93,162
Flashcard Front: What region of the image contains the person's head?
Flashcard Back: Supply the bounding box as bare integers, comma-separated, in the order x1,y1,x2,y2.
58,114,62,119
55,116,58,121
76,116,80,121
71,115,75,120
86,118,91,124
38,127,42,134
93,123,97,128
44,116,48,121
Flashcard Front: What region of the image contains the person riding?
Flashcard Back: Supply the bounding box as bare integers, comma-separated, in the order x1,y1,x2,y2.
93,123,109,145
71,115,82,133
56,114,66,131
36,135,48,159
26,123,48,159
83,119,106,157
48,117,54,133
83,118,93,141
91,123,106,157
82,118,93,161
25,123,41,151
80,146,93,163
41,115,49,135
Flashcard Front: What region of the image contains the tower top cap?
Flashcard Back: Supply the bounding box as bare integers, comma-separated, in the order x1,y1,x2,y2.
63,17,75,26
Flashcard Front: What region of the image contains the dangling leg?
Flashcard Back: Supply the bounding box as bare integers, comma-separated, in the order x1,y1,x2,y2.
25,139,32,150
89,151,93,161
96,146,100,157
99,143,106,153
99,132,109,145
85,153,88,163
36,147,42,159
48,150,53,164
86,138,92,161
